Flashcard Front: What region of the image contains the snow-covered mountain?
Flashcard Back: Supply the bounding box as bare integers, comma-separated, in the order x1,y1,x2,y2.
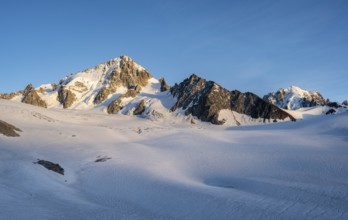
1,98,348,219
263,86,326,110
1,56,348,219
0,55,295,125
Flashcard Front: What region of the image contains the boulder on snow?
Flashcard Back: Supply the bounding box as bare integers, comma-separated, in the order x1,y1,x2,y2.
0,120,22,137
35,159,64,175
326,109,336,115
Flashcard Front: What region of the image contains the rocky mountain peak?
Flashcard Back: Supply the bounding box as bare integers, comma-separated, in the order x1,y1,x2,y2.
263,86,326,110
171,75,295,125
21,84,47,108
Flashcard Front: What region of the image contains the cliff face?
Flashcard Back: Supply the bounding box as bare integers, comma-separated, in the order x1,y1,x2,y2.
171,74,295,125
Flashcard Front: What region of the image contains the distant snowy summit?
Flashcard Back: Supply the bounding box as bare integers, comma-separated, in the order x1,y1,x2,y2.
263,86,327,110
0,55,313,126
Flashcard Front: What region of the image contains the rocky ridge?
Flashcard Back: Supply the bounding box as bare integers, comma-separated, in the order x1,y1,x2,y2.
0,55,298,125
171,74,295,124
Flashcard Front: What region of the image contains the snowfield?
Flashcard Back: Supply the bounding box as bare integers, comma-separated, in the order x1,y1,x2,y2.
0,99,348,219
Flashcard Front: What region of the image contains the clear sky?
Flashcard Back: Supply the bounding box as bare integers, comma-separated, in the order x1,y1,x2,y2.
1,0,347,101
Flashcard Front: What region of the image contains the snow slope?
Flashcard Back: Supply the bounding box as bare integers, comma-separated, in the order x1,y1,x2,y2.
1,99,348,219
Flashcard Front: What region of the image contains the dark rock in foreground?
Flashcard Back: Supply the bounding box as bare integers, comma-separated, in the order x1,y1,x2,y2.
0,120,22,137
171,74,295,125
35,159,64,175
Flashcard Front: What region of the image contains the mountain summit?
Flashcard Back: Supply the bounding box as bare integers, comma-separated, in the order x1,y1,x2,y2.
263,86,326,110
0,55,296,125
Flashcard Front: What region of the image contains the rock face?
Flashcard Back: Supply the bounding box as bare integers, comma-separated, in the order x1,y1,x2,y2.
159,77,170,92
58,86,76,109
21,84,47,108
94,56,152,105
171,74,295,125
133,100,146,115
94,87,116,105
107,89,139,114
0,91,22,100
0,120,22,137
263,86,326,110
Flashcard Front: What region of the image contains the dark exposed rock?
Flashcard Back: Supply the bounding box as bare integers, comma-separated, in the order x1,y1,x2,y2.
326,102,341,108
107,89,139,114
58,86,76,109
326,109,336,115
159,77,170,92
230,91,295,122
134,100,146,115
35,159,64,175
343,100,348,106
94,87,116,105
0,120,22,137
21,84,47,108
171,74,295,125
95,156,112,163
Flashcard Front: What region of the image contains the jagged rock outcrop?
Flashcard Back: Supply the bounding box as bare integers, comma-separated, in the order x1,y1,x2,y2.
58,86,76,109
0,120,22,137
343,100,348,107
109,56,152,87
159,77,170,92
327,102,341,108
94,56,152,104
230,91,295,121
134,100,146,115
263,86,326,110
94,87,116,105
21,84,47,108
171,74,295,125
107,89,139,114
0,91,22,100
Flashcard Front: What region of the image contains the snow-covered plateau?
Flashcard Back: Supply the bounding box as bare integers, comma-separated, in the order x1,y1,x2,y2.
1,99,348,220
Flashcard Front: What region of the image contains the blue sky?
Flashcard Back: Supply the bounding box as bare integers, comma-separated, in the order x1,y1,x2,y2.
0,0,347,101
